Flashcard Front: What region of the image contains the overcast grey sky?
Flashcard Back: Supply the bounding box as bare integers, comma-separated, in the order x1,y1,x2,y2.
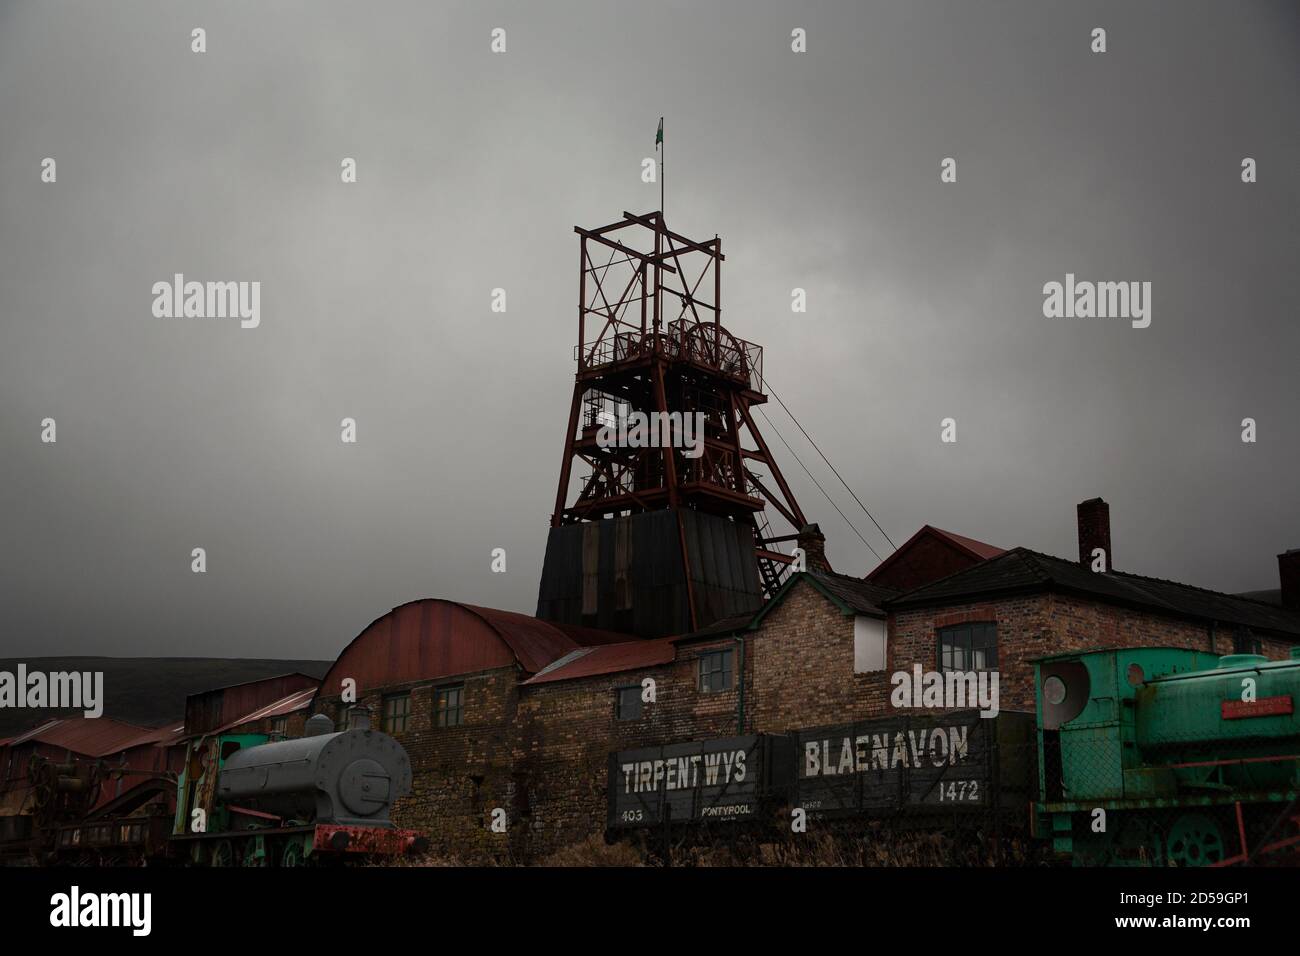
1,1,1296,658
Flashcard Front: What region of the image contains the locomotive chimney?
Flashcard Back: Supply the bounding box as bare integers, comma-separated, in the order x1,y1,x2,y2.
797,524,832,573
1280,549,1300,610
1077,497,1112,571
348,705,372,731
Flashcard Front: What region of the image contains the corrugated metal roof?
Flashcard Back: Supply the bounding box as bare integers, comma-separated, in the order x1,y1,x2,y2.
547,620,640,647
523,638,677,685
184,672,320,738
209,687,315,735
459,603,590,673
887,547,1300,637
315,599,636,701
865,524,1005,581
930,527,1006,560
4,716,162,757
116,723,185,750
536,509,762,639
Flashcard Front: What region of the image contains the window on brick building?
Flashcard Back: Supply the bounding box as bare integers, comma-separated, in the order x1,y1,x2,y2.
615,686,642,720
269,716,287,736
382,693,411,734
698,649,733,692
1233,629,1262,655
436,685,464,727
938,623,998,671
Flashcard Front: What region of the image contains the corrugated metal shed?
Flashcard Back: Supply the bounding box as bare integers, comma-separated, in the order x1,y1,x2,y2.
115,722,185,751
4,716,157,758
184,672,319,738
315,598,633,700
90,723,186,811
209,687,315,735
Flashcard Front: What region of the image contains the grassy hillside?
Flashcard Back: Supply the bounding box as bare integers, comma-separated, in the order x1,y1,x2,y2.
0,658,332,737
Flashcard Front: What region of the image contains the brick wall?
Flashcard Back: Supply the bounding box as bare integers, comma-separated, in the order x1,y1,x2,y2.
313,665,522,862
890,592,1294,714
513,637,749,856
509,580,896,855
747,578,892,731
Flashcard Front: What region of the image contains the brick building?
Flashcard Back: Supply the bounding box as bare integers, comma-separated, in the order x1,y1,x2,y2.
305,499,1300,860
308,599,631,859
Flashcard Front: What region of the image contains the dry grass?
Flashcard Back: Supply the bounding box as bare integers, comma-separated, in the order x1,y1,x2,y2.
534,834,647,867
379,825,1040,867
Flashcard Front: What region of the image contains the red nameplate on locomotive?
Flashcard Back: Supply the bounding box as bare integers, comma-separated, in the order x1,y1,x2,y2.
1221,695,1294,719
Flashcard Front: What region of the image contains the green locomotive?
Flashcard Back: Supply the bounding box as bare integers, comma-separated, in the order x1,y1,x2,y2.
1034,645,1300,866
169,714,421,866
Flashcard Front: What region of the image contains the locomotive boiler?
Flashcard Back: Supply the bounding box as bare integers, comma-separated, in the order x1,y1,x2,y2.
218,713,411,827
1034,645,1300,866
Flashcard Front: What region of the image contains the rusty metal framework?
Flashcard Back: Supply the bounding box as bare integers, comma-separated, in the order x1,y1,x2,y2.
550,211,808,602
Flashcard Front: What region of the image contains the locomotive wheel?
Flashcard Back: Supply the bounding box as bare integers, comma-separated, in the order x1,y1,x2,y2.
1166,813,1225,867
281,840,305,867
241,842,268,867
209,839,235,867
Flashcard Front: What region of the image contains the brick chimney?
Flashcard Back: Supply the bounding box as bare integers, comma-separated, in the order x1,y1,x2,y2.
1280,550,1300,610
796,523,832,574
1077,497,1111,571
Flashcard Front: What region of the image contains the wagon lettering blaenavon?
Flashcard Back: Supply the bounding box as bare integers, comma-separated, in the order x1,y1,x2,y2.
803,725,970,777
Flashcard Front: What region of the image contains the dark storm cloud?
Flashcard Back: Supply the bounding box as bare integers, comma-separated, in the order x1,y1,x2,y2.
1,1,1296,657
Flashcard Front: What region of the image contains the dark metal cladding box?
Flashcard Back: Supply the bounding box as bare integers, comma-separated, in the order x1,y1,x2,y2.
793,711,1034,818
607,735,791,829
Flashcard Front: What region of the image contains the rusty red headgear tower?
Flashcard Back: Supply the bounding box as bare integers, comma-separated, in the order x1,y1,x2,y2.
536,211,808,638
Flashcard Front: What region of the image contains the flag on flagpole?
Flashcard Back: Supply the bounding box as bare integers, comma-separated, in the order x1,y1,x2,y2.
656,117,663,148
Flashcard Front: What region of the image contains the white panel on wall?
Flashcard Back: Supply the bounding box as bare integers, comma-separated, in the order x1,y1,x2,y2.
854,615,887,673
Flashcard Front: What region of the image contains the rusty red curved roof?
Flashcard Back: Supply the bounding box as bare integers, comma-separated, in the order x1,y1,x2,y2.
314,599,632,700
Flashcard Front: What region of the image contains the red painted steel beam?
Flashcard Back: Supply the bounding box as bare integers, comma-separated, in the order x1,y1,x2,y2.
620,211,725,259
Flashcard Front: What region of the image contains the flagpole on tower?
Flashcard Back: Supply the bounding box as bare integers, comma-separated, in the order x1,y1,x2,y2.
656,116,664,221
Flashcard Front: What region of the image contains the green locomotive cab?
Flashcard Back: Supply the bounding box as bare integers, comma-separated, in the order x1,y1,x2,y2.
173,733,271,864
1033,646,1300,866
